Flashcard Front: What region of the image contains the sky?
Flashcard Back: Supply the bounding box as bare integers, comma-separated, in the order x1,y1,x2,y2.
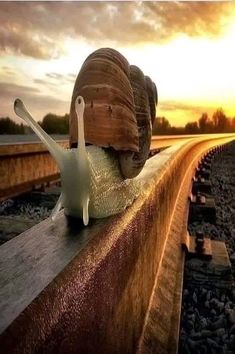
0,1,235,127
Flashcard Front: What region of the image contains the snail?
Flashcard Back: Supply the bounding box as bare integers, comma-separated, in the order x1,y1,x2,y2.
14,48,158,226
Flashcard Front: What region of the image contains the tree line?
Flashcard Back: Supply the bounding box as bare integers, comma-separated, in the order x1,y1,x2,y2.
0,108,235,135
153,109,235,135
0,113,69,134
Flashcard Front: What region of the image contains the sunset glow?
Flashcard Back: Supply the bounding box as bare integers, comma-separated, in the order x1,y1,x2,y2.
0,1,235,127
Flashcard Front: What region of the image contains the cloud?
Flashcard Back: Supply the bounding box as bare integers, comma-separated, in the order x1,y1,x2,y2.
33,72,76,88
1,65,16,76
45,72,77,83
0,1,233,59
158,100,216,122
144,2,231,39
46,73,64,80
0,82,39,96
0,82,70,121
0,26,59,59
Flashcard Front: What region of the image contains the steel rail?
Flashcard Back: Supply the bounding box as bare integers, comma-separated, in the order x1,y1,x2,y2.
0,134,231,202
0,134,234,354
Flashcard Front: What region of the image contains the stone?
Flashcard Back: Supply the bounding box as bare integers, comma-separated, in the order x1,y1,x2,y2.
229,334,235,346
200,344,208,354
211,315,226,330
200,329,213,338
225,301,232,310
201,288,207,297
229,324,235,335
206,290,212,301
210,309,217,316
227,309,235,325
187,306,195,314
210,298,218,306
187,313,196,323
215,328,226,337
193,292,198,304
222,333,228,342
206,338,219,348
230,253,235,264
200,317,208,329
187,338,198,350
191,331,202,339
186,320,194,331
216,301,225,312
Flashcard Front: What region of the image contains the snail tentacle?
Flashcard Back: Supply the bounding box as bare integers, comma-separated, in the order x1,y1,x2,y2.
75,95,90,225
75,96,86,151
14,98,65,169
51,193,64,221
83,197,89,226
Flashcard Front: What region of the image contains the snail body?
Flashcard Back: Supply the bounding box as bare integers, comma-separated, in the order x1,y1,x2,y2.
14,97,141,226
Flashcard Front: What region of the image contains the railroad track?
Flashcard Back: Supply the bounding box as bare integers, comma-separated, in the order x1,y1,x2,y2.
0,134,228,202
0,133,234,353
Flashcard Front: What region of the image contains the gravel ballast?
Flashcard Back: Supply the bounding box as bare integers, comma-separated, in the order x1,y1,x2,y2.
179,140,235,354
0,186,61,245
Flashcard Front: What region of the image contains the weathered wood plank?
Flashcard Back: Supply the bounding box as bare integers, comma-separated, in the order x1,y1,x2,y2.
0,213,108,334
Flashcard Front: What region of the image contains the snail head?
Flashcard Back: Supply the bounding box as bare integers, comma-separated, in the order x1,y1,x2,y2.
14,96,90,225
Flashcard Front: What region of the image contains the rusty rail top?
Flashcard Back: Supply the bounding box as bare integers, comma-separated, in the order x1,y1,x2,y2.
0,135,183,157
0,134,234,354
0,135,196,202
1,134,231,202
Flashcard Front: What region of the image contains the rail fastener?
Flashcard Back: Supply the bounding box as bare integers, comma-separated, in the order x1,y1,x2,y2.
198,160,211,170
203,155,213,164
182,232,212,260
189,192,216,224
191,177,212,195
195,166,211,179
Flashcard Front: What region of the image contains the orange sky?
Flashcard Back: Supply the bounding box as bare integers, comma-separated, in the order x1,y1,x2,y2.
0,1,235,126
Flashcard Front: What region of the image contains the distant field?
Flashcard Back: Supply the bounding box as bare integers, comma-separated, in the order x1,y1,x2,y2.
0,134,69,145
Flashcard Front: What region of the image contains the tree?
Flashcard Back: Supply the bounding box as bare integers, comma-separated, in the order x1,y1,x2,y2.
185,121,199,134
198,113,209,133
212,109,229,133
153,117,171,135
0,117,25,134
40,113,69,134
231,117,235,132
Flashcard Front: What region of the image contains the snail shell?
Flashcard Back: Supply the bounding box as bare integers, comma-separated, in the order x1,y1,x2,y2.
70,48,139,153
70,48,157,179
118,65,152,178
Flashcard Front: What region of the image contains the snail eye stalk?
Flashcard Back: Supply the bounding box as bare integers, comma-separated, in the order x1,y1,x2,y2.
75,96,86,152
75,95,90,226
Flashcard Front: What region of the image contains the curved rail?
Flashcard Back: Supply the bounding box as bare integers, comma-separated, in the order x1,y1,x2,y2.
0,134,231,201
0,134,234,353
